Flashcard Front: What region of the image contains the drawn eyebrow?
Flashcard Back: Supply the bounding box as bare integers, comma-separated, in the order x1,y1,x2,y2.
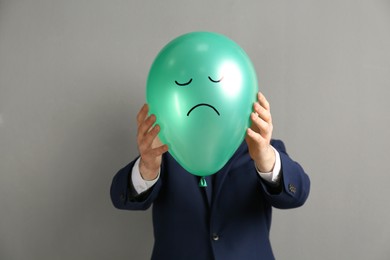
208,76,223,83
175,78,193,86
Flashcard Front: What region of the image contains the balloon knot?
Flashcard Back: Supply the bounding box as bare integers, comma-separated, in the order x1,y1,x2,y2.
199,177,207,187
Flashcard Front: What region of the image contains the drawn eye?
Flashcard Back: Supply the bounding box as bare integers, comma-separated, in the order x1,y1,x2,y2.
175,78,192,86
208,76,223,83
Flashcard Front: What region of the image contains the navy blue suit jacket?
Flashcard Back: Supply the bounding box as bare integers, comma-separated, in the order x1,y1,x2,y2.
111,140,310,260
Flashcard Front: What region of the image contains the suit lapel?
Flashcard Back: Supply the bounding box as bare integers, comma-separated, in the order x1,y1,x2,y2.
213,163,231,205
196,175,213,208
196,142,247,209
204,175,213,206
212,141,246,206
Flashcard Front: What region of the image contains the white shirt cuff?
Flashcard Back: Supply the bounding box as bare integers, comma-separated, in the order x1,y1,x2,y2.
256,146,281,185
131,157,160,194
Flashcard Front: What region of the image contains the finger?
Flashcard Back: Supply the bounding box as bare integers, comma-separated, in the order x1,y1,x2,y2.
253,102,272,124
251,113,272,138
139,124,160,152
137,114,157,143
137,104,149,126
141,144,169,166
246,127,265,144
250,112,271,135
258,92,270,112
246,127,260,140
148,144,169,158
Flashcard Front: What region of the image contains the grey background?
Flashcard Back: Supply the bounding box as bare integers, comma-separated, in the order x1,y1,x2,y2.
1,0,389,259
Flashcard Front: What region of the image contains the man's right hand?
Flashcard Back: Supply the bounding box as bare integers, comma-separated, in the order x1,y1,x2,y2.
136,104,168,181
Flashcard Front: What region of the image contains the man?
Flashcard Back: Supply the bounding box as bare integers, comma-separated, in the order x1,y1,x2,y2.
111,92,310,259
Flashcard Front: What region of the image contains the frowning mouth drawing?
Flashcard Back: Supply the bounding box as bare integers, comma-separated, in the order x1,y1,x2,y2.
187,103,220,116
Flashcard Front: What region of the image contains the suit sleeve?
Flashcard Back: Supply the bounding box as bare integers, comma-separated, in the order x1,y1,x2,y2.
259,139,311,209
110,157,163,211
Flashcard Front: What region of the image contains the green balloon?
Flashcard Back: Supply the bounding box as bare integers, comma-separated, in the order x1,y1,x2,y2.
146,32,258,176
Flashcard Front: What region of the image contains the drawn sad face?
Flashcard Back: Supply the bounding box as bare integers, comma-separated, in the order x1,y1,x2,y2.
146,32,258,176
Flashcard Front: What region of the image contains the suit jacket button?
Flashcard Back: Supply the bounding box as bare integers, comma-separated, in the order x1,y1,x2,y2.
288,184,296,194
212,233,219,241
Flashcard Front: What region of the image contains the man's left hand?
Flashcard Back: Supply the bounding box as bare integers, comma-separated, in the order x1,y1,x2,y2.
245,92,276,173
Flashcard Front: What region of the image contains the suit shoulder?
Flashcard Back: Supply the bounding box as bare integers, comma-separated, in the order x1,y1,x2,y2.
270,139,286,153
